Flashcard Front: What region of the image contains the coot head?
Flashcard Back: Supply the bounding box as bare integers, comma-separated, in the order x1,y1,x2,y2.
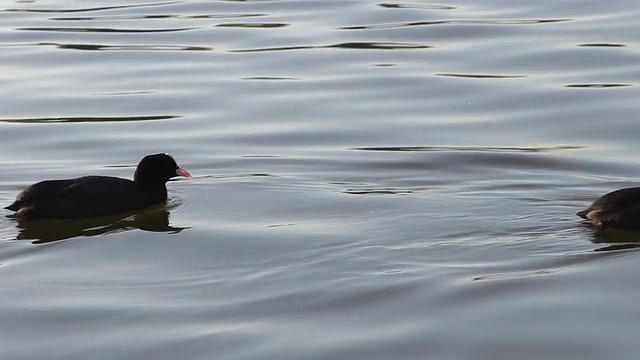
134,153,192,189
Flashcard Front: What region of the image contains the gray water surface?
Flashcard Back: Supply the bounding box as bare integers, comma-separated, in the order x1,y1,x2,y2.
2,1,640,359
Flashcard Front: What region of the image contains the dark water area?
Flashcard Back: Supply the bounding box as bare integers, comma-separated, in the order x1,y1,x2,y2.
2,0,640,359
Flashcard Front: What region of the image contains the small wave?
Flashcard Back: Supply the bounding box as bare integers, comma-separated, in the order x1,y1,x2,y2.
578,43,626,48
217,23,289,29
18,26,195,33
36,42,211,51
565,83,632,88
379,3,457,10
352,145,584,153
343,187,424,195
51,13,265,21
232,42,433,53
437,73,525,79
0,115,180,124
4,1,180,13
340,18,570,30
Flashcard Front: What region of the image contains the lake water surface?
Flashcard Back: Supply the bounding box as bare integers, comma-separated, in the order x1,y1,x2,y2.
2,0,640,359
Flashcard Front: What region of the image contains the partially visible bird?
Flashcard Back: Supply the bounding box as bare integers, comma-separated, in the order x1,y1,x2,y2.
577,187,640,230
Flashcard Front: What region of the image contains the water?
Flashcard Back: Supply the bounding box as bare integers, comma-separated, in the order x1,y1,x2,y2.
1,0,640,359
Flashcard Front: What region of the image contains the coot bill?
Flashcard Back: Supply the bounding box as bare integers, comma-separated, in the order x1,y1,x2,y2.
577,187,640,230
5,153,191,219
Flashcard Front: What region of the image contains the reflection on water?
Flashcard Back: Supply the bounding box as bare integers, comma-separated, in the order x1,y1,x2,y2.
575,222,640,252
591,227,640,245
35,43,212,51
5,1,182,13
564,83,632,88
578,43,626,48
353,145,584,153
231,42,433,52
436,73,525,79
9,204,187,244
18,26,196,33
340,18,571,30
342,187,420,195
3,0,640,359
51,13,265,21
0,115,179,123
217,23,288,28
378,3,458,10
594,243,640,252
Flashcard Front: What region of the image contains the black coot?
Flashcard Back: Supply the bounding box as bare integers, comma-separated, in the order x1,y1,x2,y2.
577,187,640,230
5,153,191,219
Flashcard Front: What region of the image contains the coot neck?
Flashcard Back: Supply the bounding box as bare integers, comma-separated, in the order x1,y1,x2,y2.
134,181,168,195
133,169,169,192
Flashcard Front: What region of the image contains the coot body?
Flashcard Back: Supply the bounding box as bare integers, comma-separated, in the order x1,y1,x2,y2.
577,187,640,230
5,154,191,219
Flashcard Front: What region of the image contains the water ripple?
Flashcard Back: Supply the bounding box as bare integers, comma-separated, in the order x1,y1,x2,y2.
52,13,265,21
4,1,181,13
379,3,457,10
340,18,571,30
18,26,195,33
564,83,633,88
437,73,525,79
0,115,180,124
352,145,584,153
36,42,212,51
342,187,422,195
217,23,289,28
578,43,626,48
241,76,299,81
2,0,640,358
232,42,433,52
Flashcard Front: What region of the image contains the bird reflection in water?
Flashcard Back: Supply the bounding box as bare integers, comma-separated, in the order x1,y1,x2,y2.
8,202,187,244
583,225,640,252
